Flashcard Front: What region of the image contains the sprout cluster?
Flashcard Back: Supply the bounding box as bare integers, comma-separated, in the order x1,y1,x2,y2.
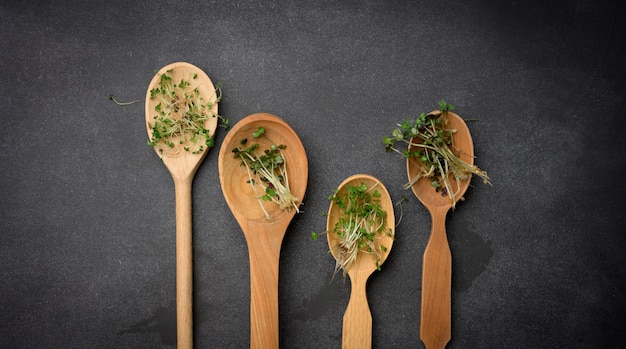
384,101,490,208
148,69,225,156
232,127,299,220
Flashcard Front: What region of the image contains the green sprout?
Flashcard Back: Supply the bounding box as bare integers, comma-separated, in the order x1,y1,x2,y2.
394,196,408,227
326,182,393,279
384,101,490,208
108,95,140,106
232,128,299,220
147,69,227,156
252,127,265,138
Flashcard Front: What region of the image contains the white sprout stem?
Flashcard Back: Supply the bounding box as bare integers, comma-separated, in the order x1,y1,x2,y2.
255,153,299,212
240,156,271,219
238,147,299,218
279,150,291,195
334,189,386,277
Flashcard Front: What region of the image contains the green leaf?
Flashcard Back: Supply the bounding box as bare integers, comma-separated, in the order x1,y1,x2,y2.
265,187,276,197
392,128,403,140
252,127,265,138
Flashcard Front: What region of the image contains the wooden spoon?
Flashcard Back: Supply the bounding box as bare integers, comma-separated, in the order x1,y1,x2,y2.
326,174,395,349
145,62,219,349
406,111,474,349
218,113,308,349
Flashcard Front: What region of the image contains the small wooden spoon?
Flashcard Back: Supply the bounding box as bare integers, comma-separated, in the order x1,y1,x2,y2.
218,113,308,349
326,174,395,349
145,62,219,349
406,111,474,349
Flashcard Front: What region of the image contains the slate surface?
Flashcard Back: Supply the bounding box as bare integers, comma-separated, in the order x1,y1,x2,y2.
1,0,625,348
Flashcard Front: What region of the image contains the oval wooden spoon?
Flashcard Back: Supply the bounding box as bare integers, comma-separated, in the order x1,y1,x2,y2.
145,62,219,349
406,111,474,349
326,174,395,349
218,113,308,349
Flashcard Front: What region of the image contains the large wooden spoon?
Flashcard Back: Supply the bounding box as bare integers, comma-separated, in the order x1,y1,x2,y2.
406,111,474,349
218,113,308,349
326,174,395,349
145,62,219,349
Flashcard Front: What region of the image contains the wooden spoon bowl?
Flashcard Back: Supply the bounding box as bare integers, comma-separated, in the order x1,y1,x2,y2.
145,62,219,177
218,113,308,349
145,62,219,349
219,114,307,223
406,111,474,349
326,174,395,349
407,111,474,209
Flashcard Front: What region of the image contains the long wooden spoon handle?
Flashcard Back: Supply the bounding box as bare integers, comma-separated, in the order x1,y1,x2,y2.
246,225,284,349
174,178,194,349
420,207,451,349
342,277,372,349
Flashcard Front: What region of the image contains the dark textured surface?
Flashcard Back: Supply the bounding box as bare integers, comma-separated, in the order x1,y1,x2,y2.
1,1,625,348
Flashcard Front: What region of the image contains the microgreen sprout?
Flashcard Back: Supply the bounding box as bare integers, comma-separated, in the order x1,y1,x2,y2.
384,101,490,208
108,94,140,106
252,127,265,138
326,182,393,279
147,69,227,156
394,196,408,227
231,128,299,220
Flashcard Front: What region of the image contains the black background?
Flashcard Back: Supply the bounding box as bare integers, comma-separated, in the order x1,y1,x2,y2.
2,0,625,348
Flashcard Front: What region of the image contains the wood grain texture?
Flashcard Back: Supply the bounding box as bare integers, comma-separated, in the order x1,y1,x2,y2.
145,62,219,349
326,174,395,349
174,179,193,349
406,112,474,349
342,267,373,349
420,206,452,349
218,113,308,349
